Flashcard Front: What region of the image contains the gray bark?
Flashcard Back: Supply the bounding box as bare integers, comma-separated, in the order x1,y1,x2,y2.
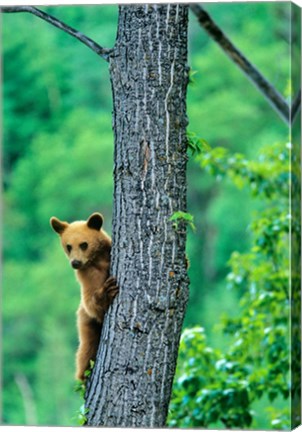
85,4,189,427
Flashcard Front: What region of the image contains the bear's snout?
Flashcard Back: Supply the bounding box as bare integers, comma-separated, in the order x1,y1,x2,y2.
71,259,82,269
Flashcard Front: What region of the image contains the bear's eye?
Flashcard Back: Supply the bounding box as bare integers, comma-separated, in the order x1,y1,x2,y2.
79,242,88,251
66,244,72,253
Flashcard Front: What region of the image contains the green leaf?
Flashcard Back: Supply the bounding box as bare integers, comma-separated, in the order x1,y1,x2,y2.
170,211,196,231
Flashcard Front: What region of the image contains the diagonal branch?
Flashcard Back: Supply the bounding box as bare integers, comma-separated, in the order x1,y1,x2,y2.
190,3,298,125
1,6,113,61
291,90,301,125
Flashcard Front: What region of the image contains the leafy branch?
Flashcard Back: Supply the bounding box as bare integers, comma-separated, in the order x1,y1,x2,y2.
187,131,210,156
195,138,293,200
168,139,296,429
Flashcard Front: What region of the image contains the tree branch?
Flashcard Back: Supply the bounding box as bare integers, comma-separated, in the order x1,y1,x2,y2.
291,90,301,124
190,3,299,125
1,6,113,61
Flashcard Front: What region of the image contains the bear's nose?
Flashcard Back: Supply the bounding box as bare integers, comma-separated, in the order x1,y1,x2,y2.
71,259,82,269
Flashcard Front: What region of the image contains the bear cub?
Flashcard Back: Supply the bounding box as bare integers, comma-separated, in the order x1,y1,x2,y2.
50,212,118,381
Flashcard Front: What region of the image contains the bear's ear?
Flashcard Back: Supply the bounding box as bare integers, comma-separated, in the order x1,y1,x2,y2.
87,213,104,231
50,217,68,235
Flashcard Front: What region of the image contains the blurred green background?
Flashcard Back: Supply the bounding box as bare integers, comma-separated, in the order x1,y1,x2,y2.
2,3,293,427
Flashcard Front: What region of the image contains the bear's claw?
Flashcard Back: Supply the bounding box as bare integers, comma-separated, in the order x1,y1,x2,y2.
104,276,119,298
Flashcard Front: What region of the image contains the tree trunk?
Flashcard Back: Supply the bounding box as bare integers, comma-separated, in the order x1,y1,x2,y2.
85,4,189,427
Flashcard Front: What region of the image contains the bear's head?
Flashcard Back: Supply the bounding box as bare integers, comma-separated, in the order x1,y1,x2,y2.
50,213,110,270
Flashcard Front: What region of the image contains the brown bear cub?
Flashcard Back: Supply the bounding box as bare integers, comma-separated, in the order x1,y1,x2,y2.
50,212,118,381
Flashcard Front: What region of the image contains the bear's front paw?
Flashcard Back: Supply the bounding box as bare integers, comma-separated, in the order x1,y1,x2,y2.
104,276,119,300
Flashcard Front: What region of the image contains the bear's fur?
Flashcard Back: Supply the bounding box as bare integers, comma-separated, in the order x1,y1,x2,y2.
50,212,118,381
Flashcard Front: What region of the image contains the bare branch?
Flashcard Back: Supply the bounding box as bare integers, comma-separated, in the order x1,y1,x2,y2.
1,6,113,61
291,90,301,124
190,3,296,125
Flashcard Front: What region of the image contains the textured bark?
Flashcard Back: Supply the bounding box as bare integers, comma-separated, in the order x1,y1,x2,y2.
85,4,189,427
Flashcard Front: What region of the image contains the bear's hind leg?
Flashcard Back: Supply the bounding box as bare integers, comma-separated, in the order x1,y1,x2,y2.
76,306,102,381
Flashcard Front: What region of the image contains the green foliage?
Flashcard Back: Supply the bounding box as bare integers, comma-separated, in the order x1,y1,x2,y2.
73,360,94,425
85,360,95,378
267,407,291,430
168,328,254,428
74,381,86,398
168,141,294,429
187,131,210,156
187,69,198,86
197,141,292,199
76,404,89,426
170,211,196,232
74,381,88,425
